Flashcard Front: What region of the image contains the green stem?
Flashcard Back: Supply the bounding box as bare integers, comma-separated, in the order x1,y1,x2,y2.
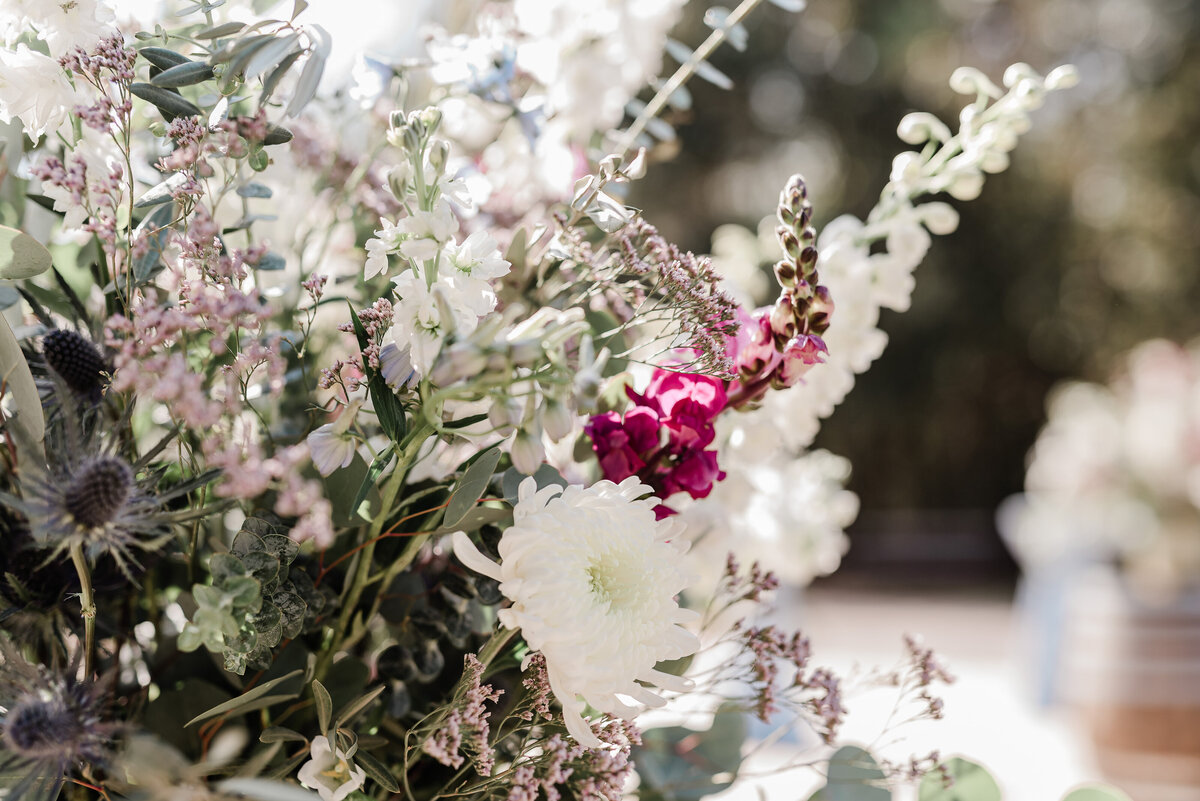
615,0,766,158
315,419,435,682
69,542,96,676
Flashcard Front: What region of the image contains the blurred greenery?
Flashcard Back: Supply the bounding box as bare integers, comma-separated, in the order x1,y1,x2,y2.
635,0,1200,562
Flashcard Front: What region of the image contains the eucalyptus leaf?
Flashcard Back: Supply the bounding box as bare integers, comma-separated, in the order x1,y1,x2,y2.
1060,788,1133,801
918,757,1000,801
826,746,888,801
185,669,303,727
132,202,174,285
443,446,502,528
350,447,391,524
236,182,273,198
134,174,189,208
257,252,286,270
0,226,51,279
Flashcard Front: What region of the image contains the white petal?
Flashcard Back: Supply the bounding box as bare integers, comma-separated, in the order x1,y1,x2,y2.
451,530,503,581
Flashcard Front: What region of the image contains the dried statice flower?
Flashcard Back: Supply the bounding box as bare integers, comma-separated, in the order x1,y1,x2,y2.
0,641,117,801
614,219,740,376
422,653,503,775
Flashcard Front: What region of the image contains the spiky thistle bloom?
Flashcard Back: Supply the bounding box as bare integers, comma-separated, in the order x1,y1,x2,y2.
41,329,108,403
2,405,213,578
0,641,116,801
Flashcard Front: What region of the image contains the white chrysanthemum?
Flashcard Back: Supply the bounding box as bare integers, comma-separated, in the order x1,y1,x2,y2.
453,477,700,747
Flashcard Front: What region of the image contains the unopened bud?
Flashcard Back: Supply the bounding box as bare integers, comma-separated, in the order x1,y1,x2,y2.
541,398,574,442
488,396,523,436
430,343,487,386
428,139,449,173
510,428,545,475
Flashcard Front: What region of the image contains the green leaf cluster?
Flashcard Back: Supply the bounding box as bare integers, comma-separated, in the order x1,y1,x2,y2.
178,519,332,674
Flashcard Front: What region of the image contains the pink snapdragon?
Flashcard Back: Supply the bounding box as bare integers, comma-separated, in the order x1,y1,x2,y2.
726,306,828,408
585,369,727,517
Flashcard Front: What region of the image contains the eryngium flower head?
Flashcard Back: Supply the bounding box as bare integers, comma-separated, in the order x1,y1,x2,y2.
16,452,174,579
453,477,700,747
0,643,115,801
42,330,107,402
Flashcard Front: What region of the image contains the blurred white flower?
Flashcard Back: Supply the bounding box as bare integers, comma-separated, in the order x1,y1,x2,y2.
306,400,362,476
0,44,77,139
297,736,365,801
396,200,458,262
452,477,699,747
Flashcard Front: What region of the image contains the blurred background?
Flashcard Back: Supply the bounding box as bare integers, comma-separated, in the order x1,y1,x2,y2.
638,0,1200,587
625,1,1200,799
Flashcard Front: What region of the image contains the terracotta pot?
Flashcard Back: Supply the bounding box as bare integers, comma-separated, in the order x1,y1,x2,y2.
1059,568,1200,799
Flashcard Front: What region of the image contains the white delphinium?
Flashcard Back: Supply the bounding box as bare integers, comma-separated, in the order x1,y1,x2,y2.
0,44,79,140
390,271,475,376
297,736,366,801
452,477,700,747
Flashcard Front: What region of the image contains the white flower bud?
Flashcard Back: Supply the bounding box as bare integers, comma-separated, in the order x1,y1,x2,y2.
510,428,545,475
948,66,1002,99
946,170,984,201
889,151,924,185
430,343,487,386
980,149,1010,174
541,398,574,442
488,396,523,436
896,112,952,145
1045,64,1079,91
918,202,959,236
1002,62,1039,89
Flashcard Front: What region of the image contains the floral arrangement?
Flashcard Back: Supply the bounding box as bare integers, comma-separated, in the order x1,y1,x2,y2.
0,1,1095,801
1001,338,1200,601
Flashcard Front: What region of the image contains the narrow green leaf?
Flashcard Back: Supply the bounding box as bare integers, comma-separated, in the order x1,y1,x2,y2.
444,446,502,529
184,669,302,727
134,174,187,209
0,226,51,279
286,41,327,117
244,34,300,82
334,684,385,729
259,726,306,743
195,21,245,39
351,447,393,523
130,82,202,120
354,749,399,794
150,61,214,88
443,413,489,430
263,124,293,146
260,49,303,103
138,47,191,71
312,679,332,737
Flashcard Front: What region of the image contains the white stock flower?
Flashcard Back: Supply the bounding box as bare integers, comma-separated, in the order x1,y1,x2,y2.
437,230,510,317
363,237,390,280
297,736,366,801
397,201,459,262
452,477,700,747
390,271,477,376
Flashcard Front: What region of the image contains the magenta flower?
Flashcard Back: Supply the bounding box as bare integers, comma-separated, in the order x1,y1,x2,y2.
586,369,728,515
